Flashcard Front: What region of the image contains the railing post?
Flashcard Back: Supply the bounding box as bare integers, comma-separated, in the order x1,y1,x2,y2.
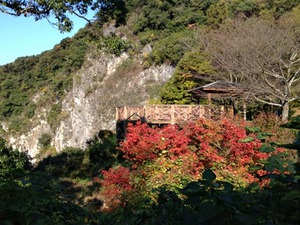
171,105,175,124
188,105,191,121
144,105,147,121
201,105,205,119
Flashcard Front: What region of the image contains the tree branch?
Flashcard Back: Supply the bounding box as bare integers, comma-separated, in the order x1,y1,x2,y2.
252,95,282,107
262,74,285,98
68,8,93,26
0,7,17,15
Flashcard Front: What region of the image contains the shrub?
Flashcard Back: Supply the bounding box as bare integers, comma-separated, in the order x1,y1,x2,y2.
102,35,128,56
97,166,132,212
99,118,289,211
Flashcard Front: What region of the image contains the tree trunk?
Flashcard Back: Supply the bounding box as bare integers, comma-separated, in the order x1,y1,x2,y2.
282,102,289,122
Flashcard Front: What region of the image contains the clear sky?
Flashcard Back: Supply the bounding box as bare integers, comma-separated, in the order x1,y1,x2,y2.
0,12,92,66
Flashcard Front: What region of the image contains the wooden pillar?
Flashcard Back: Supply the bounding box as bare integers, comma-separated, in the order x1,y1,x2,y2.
243,100,247,121
208,93,212,105
220,105,224,119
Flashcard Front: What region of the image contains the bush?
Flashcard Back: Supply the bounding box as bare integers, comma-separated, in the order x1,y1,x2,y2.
102,35,128,56
99,118,290,211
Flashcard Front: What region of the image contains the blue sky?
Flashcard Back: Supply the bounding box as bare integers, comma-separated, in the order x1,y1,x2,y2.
0,12,92,65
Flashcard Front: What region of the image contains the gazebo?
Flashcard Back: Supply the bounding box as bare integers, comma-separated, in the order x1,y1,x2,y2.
188,80,248,119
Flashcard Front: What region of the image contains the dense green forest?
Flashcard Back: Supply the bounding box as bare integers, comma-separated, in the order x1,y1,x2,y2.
1,0,300,224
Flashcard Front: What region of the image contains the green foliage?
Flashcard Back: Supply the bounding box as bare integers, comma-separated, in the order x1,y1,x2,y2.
102,35,129,56
36,147,87,178
259,0,300,19
95,0,128,26
24,102,37,119
127,0,214,34
150,29,195,64
87,130,121,174
0,0,115,32
0,174,99,224
227,0,260,17
7,116,31,134
2,0,298,36
47,102,63,128
38,133,52,148
36,130,120,178
252,113,297,144
159,51,214,104
206,1,229,27
281,115,300,130
0,138,31,179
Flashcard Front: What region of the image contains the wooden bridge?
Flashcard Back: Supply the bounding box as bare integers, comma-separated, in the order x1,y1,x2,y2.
116,105,233,140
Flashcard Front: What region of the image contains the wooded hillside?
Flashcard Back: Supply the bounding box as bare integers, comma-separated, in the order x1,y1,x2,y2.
1,1,300,224
1,0,299,134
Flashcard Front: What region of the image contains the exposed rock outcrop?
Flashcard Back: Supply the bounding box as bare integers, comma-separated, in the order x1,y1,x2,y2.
7,51,174,157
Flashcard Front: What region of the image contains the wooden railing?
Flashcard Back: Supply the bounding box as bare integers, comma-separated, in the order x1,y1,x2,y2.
116,105,233,124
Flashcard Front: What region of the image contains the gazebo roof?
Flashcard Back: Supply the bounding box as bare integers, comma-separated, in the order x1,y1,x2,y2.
188,80,246,99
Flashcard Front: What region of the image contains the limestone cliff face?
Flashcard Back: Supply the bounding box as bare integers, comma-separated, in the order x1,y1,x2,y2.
8,51,174,157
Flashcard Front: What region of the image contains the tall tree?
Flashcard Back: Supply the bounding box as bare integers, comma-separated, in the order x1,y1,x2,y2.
198,17,300,121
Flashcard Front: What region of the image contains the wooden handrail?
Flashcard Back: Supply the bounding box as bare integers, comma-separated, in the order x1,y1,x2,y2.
116,105,233,124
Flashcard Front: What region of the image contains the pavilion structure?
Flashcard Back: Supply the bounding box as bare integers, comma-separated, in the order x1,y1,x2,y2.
187,80,248,119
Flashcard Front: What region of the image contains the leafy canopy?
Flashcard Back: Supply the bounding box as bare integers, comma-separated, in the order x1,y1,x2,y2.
0,0,127,31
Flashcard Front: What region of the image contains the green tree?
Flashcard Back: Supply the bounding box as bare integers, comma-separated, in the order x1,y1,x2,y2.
160,52,214,104
151,29,196,64
259,0,300,19
227,0,260,17
127,0,218,34
206,1,229,27
0,137,31,179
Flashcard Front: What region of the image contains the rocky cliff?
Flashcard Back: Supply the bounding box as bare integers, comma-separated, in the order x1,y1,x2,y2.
7,49,174,157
